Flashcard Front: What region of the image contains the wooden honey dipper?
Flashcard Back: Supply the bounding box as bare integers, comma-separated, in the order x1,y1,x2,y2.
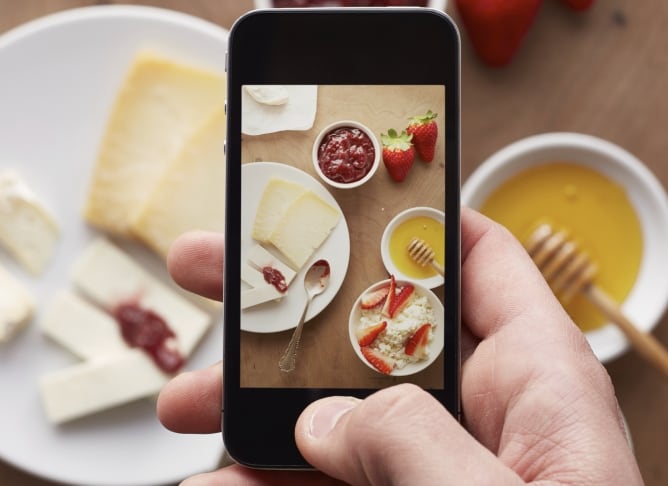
407,238,444,276
525,223,668,379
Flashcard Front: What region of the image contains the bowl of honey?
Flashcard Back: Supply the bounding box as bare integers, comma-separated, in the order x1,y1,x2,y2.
380,206,445,289
462,132,668,363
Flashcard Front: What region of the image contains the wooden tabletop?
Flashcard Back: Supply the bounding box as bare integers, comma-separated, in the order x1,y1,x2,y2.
2,1,668,485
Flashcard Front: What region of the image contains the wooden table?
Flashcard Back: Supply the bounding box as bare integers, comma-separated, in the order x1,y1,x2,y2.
2,1,667,484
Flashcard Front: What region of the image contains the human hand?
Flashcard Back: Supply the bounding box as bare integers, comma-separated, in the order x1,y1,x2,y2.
158,209,642,485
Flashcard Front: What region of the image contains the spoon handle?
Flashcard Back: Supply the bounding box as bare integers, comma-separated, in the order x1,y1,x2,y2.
278,297,311,373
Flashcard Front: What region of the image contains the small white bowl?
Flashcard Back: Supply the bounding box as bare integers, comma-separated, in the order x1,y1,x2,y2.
462,132,668,363
349,278,445,376
312,120,380,189
381,206,445,289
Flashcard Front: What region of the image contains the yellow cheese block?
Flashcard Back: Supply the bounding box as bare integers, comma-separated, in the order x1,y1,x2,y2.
269,191,340,270
130,107,226,257
251,178,308,243
84,52,226,236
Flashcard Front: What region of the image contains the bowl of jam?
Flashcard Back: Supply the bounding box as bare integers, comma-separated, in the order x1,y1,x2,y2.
312,120,380,189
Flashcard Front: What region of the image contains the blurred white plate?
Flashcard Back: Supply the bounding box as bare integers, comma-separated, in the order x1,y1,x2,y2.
242,85,318,135
0,6,228,486
240,162,350,333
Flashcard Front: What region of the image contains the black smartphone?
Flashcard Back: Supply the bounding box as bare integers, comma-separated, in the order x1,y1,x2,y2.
223,7,460,468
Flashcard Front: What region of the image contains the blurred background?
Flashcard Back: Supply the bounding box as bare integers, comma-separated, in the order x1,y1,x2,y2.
1,0,667,485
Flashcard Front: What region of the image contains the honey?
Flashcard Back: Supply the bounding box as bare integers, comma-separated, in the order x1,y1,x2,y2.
389,216,445,280
480,162,643,332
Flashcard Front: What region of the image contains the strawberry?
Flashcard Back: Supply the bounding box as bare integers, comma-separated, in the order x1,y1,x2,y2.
561,0,594,11
387,284,414,318
381,275,397,317
455,0,542,67
356,321,387,347
360,285,390,309
407,111,438,162
361,346,395,375
381,129,415,182
405,323,432,359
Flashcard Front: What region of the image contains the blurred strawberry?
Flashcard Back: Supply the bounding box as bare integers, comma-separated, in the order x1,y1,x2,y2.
561,0,594,11
407,110,438,162
381,129,415,182
455,0,542,67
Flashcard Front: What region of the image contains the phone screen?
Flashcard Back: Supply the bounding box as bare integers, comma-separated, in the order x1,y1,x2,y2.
239,84,447,389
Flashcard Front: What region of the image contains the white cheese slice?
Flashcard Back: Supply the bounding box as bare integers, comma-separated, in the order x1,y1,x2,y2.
0,170,58,274
39,349,168,424
0,264,33,342
130,107,226,258
240,244,297,309
269,191,340,270
244,85,289,106
84,52,226,236
70,238,211,356
251,178,307,243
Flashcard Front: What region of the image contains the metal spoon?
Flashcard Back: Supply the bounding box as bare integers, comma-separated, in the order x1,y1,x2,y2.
278,259,330,373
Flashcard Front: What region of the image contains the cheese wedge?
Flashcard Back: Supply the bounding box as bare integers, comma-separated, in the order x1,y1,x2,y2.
269,191,340,269
40,349,168,424
251,178,308,243
241,244,296,309
0,170,58,274
84,52,226,236
70,238,210,356
0,264,33,342
130,107,226,257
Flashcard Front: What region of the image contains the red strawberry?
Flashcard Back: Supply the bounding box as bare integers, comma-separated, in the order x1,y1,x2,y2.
561,0,594,10
387,284,414,318
356,321,387,346
407,111,438,162
360,285,390,309
455,0,542,67
405,323,432,359
361,346,395,375
381,275,397,317
381,129,415,182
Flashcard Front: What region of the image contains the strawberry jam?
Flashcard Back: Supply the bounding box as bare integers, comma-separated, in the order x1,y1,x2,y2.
113,302,184,373
262,266,288,293
318,126,375,184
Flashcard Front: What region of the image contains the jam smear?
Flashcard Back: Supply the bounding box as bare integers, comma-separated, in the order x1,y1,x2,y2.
318,126,375,184
263,266,288,293
113,302,184,374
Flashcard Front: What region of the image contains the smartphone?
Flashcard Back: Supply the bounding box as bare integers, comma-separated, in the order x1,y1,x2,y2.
224,7,460,468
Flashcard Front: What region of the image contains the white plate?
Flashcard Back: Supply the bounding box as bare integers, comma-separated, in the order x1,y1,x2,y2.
241,162,350,333
242,85,318,135
0,6,228,486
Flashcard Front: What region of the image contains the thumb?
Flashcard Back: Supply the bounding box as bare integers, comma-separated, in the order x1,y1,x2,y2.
295,384,522,486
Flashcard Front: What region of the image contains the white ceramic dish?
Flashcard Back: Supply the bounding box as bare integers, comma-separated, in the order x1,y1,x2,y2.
348,278,444,376
0,6,227,485
461,132,668,363
380,206,445,289
240,162,350,333
312,120,381,190
242,84,318,135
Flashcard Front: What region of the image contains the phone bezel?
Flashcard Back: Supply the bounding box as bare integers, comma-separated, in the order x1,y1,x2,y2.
224,8,461,469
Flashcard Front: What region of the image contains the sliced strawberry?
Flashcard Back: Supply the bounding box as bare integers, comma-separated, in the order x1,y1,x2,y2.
356,321,387,346
360,285,390,309
388,284,414,318
361,346,395,375
381,275,397,317
405,323,432,359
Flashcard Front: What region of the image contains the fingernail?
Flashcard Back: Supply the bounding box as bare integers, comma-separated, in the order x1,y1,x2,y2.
309,398,358,439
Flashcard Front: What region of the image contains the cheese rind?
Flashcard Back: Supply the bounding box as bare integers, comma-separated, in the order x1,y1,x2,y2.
269,191,340,269
0,170,58,274
70,238,211,356
84,52,226,236
251,178,307,243
39,350,168,424
130,107,226,258
0,264,33,342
